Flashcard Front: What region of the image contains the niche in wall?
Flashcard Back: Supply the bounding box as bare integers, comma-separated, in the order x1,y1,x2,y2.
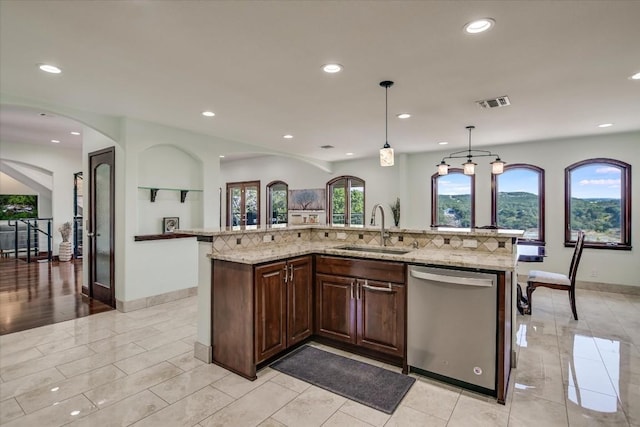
137,145,203,234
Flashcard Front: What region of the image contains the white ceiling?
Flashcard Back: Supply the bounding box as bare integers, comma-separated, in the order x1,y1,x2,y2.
1,1,639,161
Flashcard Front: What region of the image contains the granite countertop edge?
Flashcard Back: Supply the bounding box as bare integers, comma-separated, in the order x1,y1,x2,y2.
209,242,517,272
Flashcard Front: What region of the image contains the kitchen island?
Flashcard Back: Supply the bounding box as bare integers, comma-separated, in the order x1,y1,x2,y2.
194,225,522,404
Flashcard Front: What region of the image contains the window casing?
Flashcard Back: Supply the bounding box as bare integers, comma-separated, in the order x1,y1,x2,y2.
431,169,475,228
491,164,545,245
267,181,288,228
226,180,260,229
565,158,631,249
327,176,365,227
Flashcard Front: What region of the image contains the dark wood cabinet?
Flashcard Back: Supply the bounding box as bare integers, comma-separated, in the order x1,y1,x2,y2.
315,255,406,358
254,256,313,363
213,255,312,379
255,261,287,362
316,273,357,343
287,256,313,346
357,279,405,356
254,256,312,364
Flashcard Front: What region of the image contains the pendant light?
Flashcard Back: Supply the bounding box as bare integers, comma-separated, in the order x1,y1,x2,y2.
379,80,395,167
437,125,505,175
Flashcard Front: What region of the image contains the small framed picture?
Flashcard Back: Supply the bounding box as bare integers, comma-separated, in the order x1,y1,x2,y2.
163,217,179,233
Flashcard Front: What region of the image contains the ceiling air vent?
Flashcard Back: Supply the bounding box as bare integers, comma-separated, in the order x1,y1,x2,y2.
320,145,334,149
476,96,511,109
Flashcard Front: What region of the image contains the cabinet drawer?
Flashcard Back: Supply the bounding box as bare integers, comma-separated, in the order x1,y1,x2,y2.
315,255,405,284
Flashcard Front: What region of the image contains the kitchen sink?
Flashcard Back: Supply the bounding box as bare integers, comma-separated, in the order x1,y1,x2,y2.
335,245,412,255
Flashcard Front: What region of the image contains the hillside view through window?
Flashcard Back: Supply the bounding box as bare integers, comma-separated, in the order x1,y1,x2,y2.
495,166,542,241
568,162,624,244
434,172,473,228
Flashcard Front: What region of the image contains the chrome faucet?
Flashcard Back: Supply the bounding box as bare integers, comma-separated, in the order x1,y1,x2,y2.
371,204,389,246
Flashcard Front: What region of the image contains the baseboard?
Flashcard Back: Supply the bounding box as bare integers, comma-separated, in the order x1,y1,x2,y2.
194,341,213,363
115,286,198,312
517,274,640,296
575,280,640,296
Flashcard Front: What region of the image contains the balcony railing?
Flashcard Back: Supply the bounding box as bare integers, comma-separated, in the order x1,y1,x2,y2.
2,218,53,262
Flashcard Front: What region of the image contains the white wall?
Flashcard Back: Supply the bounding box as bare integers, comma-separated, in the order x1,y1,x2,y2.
220,131,640,288
406,131,639,286
0,141,81,252
0,172,38,194
137,145,203,235
220,154,404,228
120,118,293,302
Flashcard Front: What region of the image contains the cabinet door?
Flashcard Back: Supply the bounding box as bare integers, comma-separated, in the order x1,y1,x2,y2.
287,256,313,346
316,273,357,344
255,261,287,363
357,279,406,357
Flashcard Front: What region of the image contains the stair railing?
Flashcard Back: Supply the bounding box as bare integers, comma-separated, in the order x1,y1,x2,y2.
6,218,53,262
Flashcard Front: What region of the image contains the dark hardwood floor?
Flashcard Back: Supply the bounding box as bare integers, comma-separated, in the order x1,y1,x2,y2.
0,258,113,335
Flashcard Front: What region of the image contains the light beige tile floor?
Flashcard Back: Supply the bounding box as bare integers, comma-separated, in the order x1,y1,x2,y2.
1,287,638,426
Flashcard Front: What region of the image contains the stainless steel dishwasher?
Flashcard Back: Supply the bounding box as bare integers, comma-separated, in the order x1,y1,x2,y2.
407,264,497,394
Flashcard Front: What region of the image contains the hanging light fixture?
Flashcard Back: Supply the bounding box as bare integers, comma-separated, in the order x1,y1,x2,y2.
437,125,505,175
379,80,395,167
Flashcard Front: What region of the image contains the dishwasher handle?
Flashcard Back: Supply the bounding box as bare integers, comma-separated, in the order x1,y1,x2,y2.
409,269,493,287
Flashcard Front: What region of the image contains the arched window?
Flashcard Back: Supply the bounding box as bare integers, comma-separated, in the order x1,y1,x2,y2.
327,176,365,227
491,164,545,244
267,181,288,228
431,169,475,228
565,158,631,249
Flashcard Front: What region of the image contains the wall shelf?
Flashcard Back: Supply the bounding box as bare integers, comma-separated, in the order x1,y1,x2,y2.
134,233,196,242
138,186,203,203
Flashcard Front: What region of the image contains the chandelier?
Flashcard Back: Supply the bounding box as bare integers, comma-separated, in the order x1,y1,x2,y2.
437,125,505,175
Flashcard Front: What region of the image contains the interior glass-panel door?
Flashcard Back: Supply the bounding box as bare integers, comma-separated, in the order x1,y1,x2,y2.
95,164,111,286
88,147,115,308
230,186,242,227
349,178,365,226
245,183,258,229
226,181,260,229
331,178,346,226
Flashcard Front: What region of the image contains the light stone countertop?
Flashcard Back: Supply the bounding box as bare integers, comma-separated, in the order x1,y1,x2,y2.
209,241,518,272
180,225,524,239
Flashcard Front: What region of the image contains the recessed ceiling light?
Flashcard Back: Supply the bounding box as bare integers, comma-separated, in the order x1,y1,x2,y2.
322,64,343,73
438,141,449,145
598,123,613,128
630,72,640,80
346,152,354,156
202,111,215,117
464,18,495,34
397,113,411,119
219,155,225,158
51,139,60,143
283,134,293,139
70,131,80,135
38,64,61,74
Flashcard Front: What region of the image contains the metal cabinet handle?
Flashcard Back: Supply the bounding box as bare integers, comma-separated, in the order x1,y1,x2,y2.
290,264,294,282
283,266,288,283
357,280,367,300
87,232,95,237
350,281,354,299
361,282,394,293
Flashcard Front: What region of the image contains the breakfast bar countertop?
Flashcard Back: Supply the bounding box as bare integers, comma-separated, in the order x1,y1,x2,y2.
208,242,519,272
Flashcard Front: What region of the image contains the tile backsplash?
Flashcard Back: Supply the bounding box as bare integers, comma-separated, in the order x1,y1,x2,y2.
210,226,516,255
